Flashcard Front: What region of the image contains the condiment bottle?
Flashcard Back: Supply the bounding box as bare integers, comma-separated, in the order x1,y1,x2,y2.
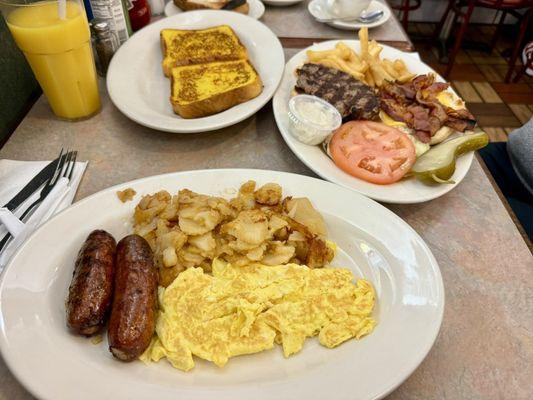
128,0,151,32
94,21,119,76
87,0,132,45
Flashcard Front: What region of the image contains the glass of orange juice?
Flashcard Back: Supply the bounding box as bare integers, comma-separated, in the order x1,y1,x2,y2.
0,0,100,120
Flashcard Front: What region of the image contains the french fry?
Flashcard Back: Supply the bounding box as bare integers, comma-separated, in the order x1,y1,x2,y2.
347,59,368,73
397,72,416,83
334,42,352,60
379,64,396,81
316,58,344,71
393,59,407,72
374,61,397,84
369,66,383,87
382,59,399,80
365,69,374,87
337,45,352,58
359,27,369,59
330,56,366,80
348,52,361,65
306,49,340,62
342,67,365,80
368,40,382,57
304,26,415,88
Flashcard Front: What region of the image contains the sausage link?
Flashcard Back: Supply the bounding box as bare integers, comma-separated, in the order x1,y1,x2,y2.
108,234,158,361
66,230,116,336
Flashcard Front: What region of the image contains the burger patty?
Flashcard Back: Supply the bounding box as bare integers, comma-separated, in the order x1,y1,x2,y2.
295,63,379,121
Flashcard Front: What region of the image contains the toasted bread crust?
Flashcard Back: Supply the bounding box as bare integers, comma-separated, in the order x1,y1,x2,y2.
234,3,250,14
173,0,249,14
171,77,262,118
173,0,222,10
163,52,247,77
160,31,168,74
170,63,263,119
161,26,248,77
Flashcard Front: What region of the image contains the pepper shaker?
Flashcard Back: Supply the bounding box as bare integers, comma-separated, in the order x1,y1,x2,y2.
93,21,119,76
89,21,102,76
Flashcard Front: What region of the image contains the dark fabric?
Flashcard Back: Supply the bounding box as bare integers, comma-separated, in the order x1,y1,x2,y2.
0,16,40,146
479,142,533,240
507,118,533,195
474,0,533,8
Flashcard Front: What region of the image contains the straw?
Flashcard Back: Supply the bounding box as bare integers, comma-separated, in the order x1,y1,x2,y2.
58,0,66,20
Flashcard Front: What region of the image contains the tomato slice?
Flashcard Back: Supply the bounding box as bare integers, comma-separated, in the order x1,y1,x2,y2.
329,121,416,185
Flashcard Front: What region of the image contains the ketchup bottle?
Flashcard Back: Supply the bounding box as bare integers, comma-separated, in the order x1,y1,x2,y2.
128,0,151,32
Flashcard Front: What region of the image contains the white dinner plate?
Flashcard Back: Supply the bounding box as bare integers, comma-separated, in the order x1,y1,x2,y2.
0,169,444,400
262,0,303,6
273,40,476,204
107,11,284,133
308,0,391,30
164,0,266,19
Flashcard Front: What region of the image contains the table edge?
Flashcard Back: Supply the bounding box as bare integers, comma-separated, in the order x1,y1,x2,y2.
279,37,415,52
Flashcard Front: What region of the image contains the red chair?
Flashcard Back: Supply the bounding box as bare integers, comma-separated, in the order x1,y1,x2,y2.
389,0,422,31
511,43,532,82
435,0,533,81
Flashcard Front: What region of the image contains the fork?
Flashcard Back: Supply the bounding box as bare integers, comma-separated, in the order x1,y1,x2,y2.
19,150,77,221
0,149,78,253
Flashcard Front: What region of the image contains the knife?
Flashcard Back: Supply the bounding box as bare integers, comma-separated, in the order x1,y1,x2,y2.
2,158,59,212
222,0,246,10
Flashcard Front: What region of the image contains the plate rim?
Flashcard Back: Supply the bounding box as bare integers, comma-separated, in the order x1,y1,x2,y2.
272,39,475,204
0,168,445,400
106,10,284,134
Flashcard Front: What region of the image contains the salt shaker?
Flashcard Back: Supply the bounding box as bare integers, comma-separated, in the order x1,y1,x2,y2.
147,0,165,15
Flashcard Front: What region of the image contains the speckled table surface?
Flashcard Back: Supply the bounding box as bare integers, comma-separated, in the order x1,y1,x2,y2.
262,0,414,51
0,41,532,400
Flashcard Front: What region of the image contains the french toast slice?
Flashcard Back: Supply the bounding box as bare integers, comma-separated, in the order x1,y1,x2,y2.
161,25,248,77
173,0,250,14
170,59,263,118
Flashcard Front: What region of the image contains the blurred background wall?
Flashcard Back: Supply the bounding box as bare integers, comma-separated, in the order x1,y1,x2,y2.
408,0,519,23
0,16,40,145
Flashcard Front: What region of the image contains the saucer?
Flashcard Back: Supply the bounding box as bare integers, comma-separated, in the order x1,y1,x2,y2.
308,0,391,30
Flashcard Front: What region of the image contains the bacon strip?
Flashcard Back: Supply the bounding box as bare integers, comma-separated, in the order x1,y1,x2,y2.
379,75,476,143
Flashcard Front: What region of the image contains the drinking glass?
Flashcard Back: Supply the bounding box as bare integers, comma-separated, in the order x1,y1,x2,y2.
0,0,101,120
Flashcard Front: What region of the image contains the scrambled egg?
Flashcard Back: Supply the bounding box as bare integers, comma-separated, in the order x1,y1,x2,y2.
140,259,376,371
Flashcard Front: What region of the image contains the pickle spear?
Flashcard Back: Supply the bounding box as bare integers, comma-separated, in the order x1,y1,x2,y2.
411,130,489,184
